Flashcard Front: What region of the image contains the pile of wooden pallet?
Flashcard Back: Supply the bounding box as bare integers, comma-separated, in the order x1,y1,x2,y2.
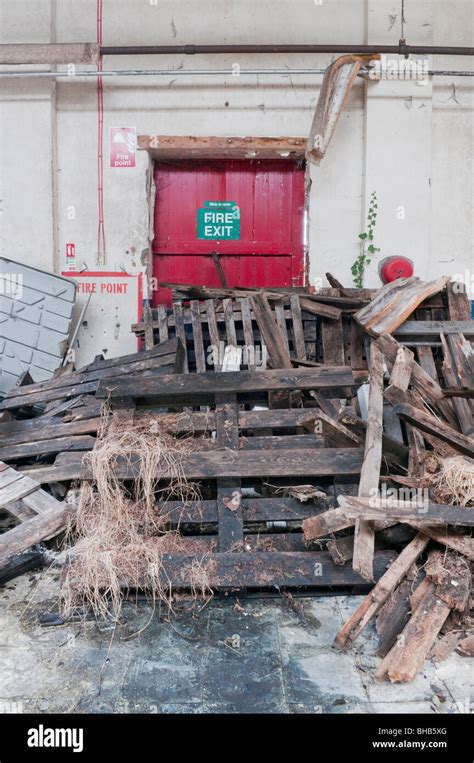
0,275,472,681
132,276,473,373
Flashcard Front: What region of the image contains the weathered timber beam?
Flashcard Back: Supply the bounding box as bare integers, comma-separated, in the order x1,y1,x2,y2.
25,448,365,483
96,367,355,400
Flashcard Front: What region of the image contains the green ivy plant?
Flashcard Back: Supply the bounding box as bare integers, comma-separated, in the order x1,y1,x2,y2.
351,191,381,288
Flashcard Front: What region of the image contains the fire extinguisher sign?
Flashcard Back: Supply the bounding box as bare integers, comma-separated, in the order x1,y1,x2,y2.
109,127,137,168
66,243,76,271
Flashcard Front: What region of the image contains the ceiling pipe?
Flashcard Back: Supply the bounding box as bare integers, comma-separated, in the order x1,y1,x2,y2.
100,43,474,57
1,68,473,79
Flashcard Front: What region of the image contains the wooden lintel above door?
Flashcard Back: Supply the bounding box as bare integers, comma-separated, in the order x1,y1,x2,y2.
138,135,306,162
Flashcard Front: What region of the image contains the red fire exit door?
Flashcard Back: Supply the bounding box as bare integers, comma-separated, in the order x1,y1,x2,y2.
152,159,305,305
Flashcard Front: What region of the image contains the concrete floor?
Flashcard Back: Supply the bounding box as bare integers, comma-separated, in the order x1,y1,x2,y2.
0,567,471,715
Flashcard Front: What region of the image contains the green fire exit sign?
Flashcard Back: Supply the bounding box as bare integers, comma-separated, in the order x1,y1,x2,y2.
197,201,241,240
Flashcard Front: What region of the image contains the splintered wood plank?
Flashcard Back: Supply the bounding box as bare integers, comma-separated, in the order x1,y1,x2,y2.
342,316,352,367
440,333,473,435
447,333,474,388
240,434,322,450
239,409,320,430
205,299,221,372
173,302,189,373
353,343,384,582
143,304,155,350
442,387,474,400
0,342,178,410
409,524,474,561
290,295,307,361
211,252,228,288
321,318,345,366
67,338,178,377
257,409,319,433
239,298,254,348
447,281,471,320
0,502,76,566
0,474,41,507
355,276,450,337
375,551,471,682
250,294,293,369
394,320,474,338
0,418,101,447
325,272,350,296
312,411,363,448
0,468,24,491
190,300,207,373
0,382,98,411
386,346,414,393
302,311,317,361
350,319,366,370
299,297,341,321
274,302,290,355
26,448,365,483
376,334,458,429
375,575,415,657
216,393,243,552
375,581,450,682
89,550,396,589
21,490,61,514
0,435,96,462
0,551,44,586
394,403,474,457
333,533,430,650
447,333,474,429
239,298,256,369
223,298,237,346
158,496,326,525
384,344,415,450
406,426,425,479
96,366,355,400
157,304,169,342
303,507,356,540
416,346,438,381
205,299,220,346
338,495,474,527
9,408,315,439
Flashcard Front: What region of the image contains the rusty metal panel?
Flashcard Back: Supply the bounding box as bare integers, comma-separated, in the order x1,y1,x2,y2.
152,159,305,305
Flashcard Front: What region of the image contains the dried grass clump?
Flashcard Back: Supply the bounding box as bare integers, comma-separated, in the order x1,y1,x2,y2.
62,407,212,620
430,456,474,508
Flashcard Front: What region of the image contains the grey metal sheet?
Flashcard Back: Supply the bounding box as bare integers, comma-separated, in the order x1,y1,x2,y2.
0,257,76,397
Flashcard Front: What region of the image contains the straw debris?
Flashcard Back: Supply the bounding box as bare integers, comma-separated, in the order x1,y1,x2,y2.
62,407,211,620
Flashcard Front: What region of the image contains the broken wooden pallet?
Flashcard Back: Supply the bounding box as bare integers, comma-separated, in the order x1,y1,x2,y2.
0,337,181,412
0,461,75,571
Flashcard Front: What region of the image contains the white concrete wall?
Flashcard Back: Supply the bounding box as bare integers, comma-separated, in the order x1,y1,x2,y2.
0,0,473,361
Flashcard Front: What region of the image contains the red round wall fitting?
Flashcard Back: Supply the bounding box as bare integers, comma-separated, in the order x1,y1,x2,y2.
379,256,414,283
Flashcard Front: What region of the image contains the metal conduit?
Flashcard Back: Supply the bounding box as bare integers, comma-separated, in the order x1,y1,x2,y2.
99,44,474,57
0,68,473,79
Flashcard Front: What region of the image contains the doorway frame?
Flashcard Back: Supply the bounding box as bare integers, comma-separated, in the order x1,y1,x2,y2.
138,135,309,299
